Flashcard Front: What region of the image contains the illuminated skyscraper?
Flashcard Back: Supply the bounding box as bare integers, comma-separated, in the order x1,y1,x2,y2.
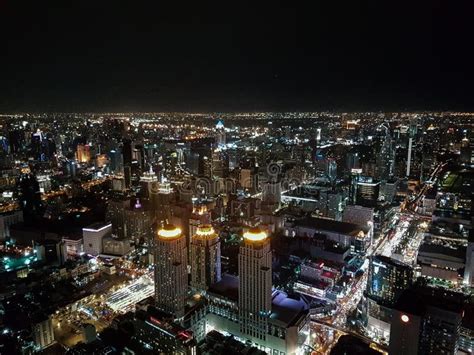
238,227,272,340
190,224,221,293
76,143,91,163
154,224,188,319
367,255,414,306
216,120,226,147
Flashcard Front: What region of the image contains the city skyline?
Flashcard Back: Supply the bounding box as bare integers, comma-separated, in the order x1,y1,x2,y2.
0,2,473,354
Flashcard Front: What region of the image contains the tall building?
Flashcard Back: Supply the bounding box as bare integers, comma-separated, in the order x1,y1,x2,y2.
190,224,221,293
106,196,130,239
83,222,112,256
261,179,281,212
216,120,226,147
76,143,91,163
376,124,395,181
389,286,466,355
326,158,337,184
154,224,188,319
32,314,55,350
238,227,272,340
365,255,413,343
464,228,474,286
356,178,380,208
122,139,133,188
367,255,414,307
17,173,43,225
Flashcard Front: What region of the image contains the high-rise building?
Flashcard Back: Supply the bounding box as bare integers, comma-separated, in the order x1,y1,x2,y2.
216,120,226,147
140,167,159,199
376,124,395,181
17,173,43,225
83,222,112,256
154,224,188,319
76,143,91,163
261,179,281,212
238,227,272,340
367,255,414,307
106,196,130,239
389,286,465,355
190,224,221,293
365,255,414,343
356,178,380,208
32,314,55,350
464,228,474,286
327,158,337,184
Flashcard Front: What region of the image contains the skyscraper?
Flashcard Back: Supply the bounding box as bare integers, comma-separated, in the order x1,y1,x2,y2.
190,224,221,293
215,120,226,147
389,286,465,355
464,228,474,286
154,224,188,319
367,255,414,306
238,227,272,340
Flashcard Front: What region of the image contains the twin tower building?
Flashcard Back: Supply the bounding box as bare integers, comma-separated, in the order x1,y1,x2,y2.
154,221,272,337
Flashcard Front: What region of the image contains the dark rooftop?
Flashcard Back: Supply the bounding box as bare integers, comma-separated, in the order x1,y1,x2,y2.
208,273,239,302
297,216,369,236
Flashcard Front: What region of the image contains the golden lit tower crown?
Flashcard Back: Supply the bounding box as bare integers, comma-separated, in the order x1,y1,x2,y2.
157,224,182,240
243,226,268,243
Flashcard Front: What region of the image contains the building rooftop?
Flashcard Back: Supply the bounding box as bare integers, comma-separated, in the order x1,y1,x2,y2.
395,285,466,316
418,242,466,261
270,290,309,327
208,274,239,302
83,222,111,232
297,216,370,236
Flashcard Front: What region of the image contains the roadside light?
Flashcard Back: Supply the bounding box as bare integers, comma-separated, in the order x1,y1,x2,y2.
401,314,409,323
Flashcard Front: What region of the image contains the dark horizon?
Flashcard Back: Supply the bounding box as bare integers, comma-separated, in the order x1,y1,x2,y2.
1,1,473,113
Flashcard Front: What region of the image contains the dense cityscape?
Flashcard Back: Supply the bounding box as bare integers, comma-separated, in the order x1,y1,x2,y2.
0,111,472,354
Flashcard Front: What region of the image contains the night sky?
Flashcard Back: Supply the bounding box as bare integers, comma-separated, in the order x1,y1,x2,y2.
1,1,473,112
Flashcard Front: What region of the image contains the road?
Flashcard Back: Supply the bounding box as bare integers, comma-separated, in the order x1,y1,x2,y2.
309,209,420,354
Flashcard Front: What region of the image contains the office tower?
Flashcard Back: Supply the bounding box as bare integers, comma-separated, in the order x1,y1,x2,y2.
76,143,91,163
32,314,55,350
367,255,414,306
82,222,112,256
238,227,272,340
364,255,414,342
389,286,465,355
154,224,188,319
327,158,337,184
346,151,360,172
376,124,395,181
17,173,43,225
216,120,226,147
349,168,362,204
140,167,159,199
109,149,123,173
261,179,281,212
0,210,23,241
190,224,221,293
464,228,474,286
406,119,418,178
189,204,211,243
122,139,133,188
355,177,380,208
106,197,130,239
153,180,173,224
